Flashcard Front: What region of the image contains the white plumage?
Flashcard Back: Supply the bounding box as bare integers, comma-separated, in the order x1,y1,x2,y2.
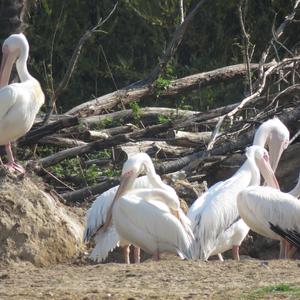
253,118,289,171
188,145,278,260
84,153,193,262
188,118,289,261
0,33,44,172
84,176,156,262
237,186,300,246
113,188,194,259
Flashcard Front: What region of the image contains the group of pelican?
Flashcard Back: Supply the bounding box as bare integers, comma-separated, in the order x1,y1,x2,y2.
84,118,300,263
0,33,299,263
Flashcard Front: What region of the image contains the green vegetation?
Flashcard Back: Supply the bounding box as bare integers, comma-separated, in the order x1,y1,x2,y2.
129,101,141,122
47,150,119,189
158,114,171,124
5,0,299,192
154,75,172,97
24,0,298,112
243,283,300,299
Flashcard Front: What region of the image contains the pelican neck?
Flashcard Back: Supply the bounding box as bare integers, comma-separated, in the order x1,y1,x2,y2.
241,152,261,186
16,51,34,82
146,168,176,195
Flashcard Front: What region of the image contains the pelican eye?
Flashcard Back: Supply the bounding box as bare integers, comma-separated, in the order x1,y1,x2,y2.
263,152,269,161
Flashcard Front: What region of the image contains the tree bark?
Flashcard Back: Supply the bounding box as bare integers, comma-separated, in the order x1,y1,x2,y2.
66,63,275,117
36,122,174,168
38,135,87,147
82,107,198,127
156,105,300,175
18,116,79,146
61,178,120,202
115,141,193,160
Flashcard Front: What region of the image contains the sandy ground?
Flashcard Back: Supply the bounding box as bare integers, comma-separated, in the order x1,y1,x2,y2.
1,256,300,300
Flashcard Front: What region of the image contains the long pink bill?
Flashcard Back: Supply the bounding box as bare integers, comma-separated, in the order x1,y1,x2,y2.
0,46,16,88
102,173,132,232
257,156,280,190
268,138,287,172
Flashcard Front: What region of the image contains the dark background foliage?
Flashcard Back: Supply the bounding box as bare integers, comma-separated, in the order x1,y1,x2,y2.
1,0,299,112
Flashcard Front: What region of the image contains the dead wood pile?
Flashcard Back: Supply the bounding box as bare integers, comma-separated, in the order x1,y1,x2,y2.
15,1,300,206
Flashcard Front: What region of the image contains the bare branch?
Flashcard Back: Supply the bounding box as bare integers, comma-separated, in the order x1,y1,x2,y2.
179,0,184,23
66,62,275,117
145,0,208,83
257,0,300,81
271,21,294,57
238,0,253,94
43,3,118,123
205,56,300,141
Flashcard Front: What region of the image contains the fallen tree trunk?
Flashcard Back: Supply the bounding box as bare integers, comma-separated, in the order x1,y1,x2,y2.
156,105,300,174
170,130,211,147
115,141,193,160
83,158,112,168
82,107,198,127
61,178,120,202
38,135,87,147
36,121,175,168
66,63,275,117
19,116,79,146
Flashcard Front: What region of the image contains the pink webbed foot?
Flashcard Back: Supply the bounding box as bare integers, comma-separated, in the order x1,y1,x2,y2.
4,162,25,173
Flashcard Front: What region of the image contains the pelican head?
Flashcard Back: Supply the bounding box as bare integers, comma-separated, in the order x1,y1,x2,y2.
246,145,279,189
0,33,29,87
116,153,155,198
101,153,156,232
253,118,289,172
267,121,289,172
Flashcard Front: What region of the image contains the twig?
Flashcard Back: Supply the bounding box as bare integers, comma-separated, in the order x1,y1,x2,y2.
271,19,294,57
238,0,253,94
43,3,118,123
100,45,118,91
257,0,300,82
206,116,224,150
266,83,300,108
179,0,184,23
41,167,75,191
49,2,65,99
145,0,208,83
207,56,300,141
289,129,300,145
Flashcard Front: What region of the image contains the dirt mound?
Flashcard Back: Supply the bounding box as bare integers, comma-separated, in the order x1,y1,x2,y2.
0,171,84,266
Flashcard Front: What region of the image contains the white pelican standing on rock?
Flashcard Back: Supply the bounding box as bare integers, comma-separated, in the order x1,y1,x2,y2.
84,153,194,263
0,33,44,172
188,118,289,261
237,182,300,258
188,145,279,261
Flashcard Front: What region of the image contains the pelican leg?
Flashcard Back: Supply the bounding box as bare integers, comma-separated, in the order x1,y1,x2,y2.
283,240,292,259
123,245,130,264
284,241,289,259
153,249,160,261
5,143,25,173
217,253,224,262
232,245,240,261
288,246,297,258
279,240,286,259
133,246,140,264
